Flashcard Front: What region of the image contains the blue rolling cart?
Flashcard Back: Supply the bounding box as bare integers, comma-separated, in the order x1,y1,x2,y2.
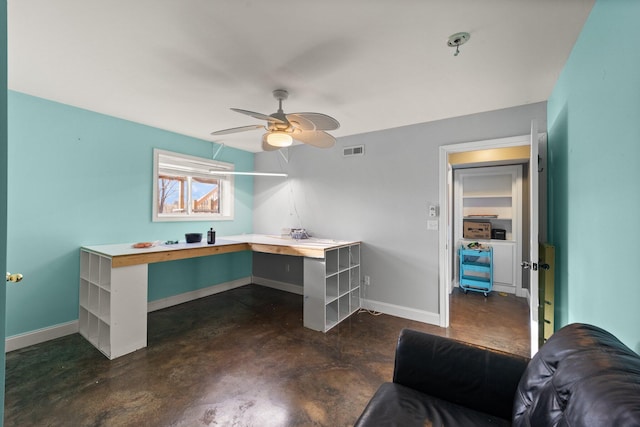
459,245,493,297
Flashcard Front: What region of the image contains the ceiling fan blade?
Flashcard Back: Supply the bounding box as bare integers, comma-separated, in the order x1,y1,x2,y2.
231,108,286,124
210,124,264,136
261,134,281,151
293,130,336,148
287,112,340,131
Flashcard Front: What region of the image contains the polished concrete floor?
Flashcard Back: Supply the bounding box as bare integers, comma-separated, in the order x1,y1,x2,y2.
5,285,529,426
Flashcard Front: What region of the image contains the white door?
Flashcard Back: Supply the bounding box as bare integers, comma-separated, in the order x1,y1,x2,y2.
525,120,540,356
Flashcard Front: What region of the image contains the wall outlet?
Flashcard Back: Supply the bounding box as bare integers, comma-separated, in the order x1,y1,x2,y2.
363,275,371,286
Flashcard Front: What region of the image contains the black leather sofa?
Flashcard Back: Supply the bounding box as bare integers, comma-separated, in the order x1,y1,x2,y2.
355,323,640,426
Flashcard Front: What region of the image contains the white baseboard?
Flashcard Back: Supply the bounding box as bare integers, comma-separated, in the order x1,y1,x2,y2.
252,276,304,295
361,298,440,326
147,276,252,312
6,278,441,352
493,283,516,294
6,277,253,352
5,320,79,353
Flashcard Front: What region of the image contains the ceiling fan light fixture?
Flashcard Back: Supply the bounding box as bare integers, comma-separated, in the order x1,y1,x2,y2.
266,131,293,147
211,89,339,151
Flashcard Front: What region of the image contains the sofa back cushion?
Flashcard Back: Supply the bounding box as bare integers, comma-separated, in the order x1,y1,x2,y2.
393,329,529,420
513,323,640,426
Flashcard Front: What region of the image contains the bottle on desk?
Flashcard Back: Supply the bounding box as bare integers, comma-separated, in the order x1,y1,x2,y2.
207,228,216,244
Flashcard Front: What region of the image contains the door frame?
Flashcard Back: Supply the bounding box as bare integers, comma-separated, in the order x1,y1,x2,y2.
2,3,9,423
438,133,544,332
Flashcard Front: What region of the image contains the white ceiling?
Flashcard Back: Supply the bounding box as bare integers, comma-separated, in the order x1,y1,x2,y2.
8,0,594,153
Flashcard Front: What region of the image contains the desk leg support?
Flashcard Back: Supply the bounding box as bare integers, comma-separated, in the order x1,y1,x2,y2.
303,257,326,332
109,264,148,359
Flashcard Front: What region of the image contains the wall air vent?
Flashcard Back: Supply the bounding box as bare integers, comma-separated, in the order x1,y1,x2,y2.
343,145,365,157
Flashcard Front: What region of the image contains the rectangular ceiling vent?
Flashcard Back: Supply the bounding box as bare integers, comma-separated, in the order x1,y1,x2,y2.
343,145,365,157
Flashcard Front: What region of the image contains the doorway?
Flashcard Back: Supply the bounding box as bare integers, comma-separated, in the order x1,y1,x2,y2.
437,132,547,355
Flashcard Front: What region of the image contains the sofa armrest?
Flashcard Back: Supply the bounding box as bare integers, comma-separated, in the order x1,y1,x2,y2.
393,329,530,420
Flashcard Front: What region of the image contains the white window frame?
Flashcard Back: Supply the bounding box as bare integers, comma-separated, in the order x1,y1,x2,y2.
152,149,235,222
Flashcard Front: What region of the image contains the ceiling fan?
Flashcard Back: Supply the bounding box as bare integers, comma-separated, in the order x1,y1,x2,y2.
211,89,340,151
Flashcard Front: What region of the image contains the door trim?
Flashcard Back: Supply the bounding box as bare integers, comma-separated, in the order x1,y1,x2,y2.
438,134,533,328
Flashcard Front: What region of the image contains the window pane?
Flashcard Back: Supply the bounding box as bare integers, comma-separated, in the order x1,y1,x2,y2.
158,175,186,214
192,177,220,214
153,149,234,222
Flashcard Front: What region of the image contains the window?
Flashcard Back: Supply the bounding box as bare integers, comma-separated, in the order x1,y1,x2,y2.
153,149,234,221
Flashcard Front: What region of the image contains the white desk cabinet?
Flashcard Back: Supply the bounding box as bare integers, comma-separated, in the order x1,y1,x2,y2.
303,243,361,332
79,250,148,359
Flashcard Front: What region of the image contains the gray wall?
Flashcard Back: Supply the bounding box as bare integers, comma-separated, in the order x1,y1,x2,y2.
253,252,304,286
253,102,546,319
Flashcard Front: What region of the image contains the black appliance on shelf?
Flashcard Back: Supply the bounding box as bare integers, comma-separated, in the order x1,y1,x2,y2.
491,229,506,240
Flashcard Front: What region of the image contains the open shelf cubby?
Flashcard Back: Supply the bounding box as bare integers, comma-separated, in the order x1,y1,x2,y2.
338,247,350,271
326,250,338,276
350,265,360,290
79,248,147,360
350,245,360,267
338,270,350,296
338,294,350,321
326,274,339,303
304,243,362,333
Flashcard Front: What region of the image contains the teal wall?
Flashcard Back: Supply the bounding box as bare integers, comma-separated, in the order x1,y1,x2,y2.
547,0,640,353
6,91,254,337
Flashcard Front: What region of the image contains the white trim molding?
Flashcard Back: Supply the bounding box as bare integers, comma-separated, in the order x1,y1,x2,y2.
361,298,440,325
147,276,251,312
252,276,304,295
5,320,79,353
439,133,536,329
6,277,253,353
7,278,442,352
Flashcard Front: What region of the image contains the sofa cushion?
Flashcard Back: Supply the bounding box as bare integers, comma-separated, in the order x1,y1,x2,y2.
513,323,640,427
393,329,529,420
354,382,511,427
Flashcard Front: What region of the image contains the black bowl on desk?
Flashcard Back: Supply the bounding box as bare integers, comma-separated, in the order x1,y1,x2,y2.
185,233,203,243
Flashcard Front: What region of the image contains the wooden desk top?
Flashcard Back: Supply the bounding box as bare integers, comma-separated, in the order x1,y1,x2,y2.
82,234,359,267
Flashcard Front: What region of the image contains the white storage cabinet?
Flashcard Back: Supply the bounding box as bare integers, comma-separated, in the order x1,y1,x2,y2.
303,243,361,332
79,249,148,359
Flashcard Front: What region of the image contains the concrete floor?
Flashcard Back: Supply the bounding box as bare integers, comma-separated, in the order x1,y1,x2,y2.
4,285,529,426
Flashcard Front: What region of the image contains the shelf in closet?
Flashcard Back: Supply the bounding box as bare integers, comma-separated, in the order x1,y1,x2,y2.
462,194,512,199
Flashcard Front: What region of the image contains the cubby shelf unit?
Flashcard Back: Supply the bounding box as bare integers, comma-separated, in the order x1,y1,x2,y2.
79,249,148,359
303,243,361,332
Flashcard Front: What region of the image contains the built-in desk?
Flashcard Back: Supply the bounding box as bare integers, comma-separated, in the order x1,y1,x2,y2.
79,234,361,359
